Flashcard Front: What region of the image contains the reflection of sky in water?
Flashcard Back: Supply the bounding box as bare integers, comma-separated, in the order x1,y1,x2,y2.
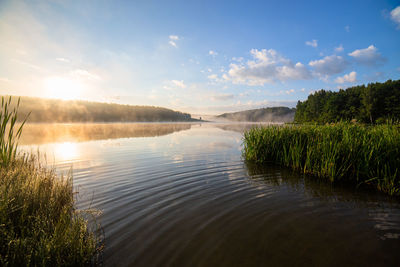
17,123,400,265
18,123,243,174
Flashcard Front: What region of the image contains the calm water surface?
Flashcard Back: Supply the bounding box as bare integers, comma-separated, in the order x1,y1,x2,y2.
20,123,400,266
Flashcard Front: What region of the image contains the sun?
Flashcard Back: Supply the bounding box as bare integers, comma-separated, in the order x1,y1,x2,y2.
44,76,84,100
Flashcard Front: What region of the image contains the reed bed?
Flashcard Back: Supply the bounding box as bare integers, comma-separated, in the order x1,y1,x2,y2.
0,97,102,266
243,123,400,195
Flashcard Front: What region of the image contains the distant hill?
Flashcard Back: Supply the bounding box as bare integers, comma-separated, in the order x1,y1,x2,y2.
4,96,195,123
217,107,296,122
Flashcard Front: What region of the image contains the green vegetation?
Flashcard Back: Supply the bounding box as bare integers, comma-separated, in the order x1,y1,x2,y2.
4,96,193,123
217,107,295,122
295,79,400,124
243,123,400,196
0,97,28,167
0,97,102,266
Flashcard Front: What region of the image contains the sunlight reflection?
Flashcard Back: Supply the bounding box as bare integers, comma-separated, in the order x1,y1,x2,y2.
53,142,79,162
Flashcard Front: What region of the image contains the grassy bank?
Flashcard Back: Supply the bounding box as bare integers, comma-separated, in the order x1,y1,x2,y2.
0,97,102,266
243,123,400,195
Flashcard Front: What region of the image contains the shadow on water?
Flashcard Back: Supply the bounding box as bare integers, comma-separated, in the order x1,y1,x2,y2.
244,161,400,205
19,123,193,145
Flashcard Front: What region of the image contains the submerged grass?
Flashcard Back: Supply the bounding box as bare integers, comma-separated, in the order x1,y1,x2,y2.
243,123,400,196
0,97,103,266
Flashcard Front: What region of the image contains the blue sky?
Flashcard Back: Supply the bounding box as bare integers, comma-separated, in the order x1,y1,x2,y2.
0,0,399,114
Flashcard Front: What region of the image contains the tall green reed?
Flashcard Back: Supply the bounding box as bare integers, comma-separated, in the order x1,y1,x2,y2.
243,123,400,195
0,96,29,167
0,96,103,265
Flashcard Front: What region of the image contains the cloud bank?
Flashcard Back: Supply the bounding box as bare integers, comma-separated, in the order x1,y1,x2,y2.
309,55,348,75
226,49,312,86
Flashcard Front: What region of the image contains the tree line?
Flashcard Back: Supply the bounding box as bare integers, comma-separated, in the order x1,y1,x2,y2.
294,79,400,123
5,96,193,122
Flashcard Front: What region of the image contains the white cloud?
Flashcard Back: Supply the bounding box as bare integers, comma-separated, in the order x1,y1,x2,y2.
70,69,101,81
334,44,344,52
305,39,318,48
56,57,70,63
278,62,311,80
171,80,186,88
348,45,385,66
169,35,180,47
285,89,295,94
208,74,218,80
309,55,348,75
207,73,227,84
163,79,187,91
345,25,350,32
335,71,357,84
390,6,400,28
226,48,312,86
209,50,218,56
210,93,234,101
232,57,244,62
169,41,177,47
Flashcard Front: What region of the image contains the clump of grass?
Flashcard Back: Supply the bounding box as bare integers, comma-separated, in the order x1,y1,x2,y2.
243,123,400,195
0,97,103,266
0,97,28,167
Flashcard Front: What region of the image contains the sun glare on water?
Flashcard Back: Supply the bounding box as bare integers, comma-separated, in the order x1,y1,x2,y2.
44,76,84,100
53,142,79,163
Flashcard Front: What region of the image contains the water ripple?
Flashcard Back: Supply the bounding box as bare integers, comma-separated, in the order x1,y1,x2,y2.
23,123,400,266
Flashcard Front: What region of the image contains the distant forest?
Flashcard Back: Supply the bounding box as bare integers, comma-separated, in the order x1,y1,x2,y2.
294,79,400,124
5,96,194,123
217,107,295,122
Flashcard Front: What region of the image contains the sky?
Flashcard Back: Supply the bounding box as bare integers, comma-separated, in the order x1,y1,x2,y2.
0,0,400,115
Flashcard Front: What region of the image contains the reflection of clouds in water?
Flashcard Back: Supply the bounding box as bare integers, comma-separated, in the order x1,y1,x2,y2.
169,139,180,148
148,142,158,150
172,154,184,163
207,142,234,149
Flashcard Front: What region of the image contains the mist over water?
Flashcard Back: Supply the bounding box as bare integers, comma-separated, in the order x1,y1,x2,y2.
19,123,400,266
19,123,193,145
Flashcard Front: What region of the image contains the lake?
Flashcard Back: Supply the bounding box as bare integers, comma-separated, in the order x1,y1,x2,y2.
19,123,400,266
